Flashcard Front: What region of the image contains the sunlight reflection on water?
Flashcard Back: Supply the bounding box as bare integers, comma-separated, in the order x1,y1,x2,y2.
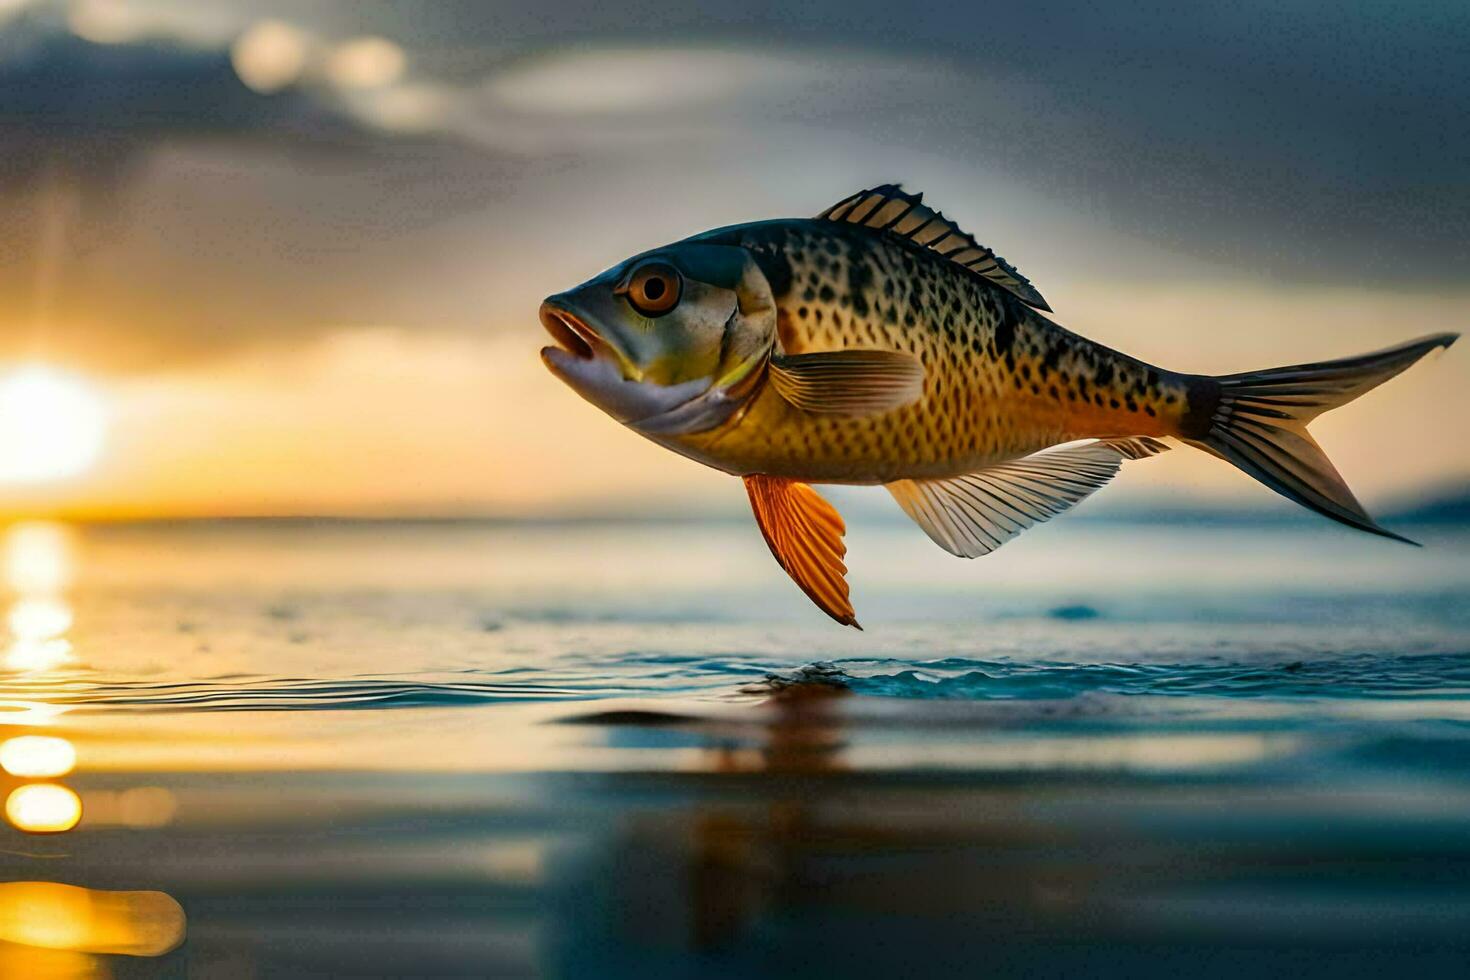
0,881,185,956
0,734,75,777
4,783,81,833
3,523,75,673
0,526,186,973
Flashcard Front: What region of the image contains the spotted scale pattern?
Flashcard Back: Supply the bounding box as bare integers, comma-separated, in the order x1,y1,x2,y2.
679,220,1194,484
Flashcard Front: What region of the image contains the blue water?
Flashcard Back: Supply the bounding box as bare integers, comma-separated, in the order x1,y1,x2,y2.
6,648,1470,710
2,519,1469,977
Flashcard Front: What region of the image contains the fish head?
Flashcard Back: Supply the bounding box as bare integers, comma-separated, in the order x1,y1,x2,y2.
540,240,776,435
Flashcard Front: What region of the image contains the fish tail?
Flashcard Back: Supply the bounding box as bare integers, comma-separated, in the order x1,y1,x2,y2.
1181,333,1458,544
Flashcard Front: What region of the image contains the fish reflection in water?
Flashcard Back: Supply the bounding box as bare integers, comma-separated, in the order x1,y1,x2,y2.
692,675,852,949
556,674,1265,969
557,676,862,955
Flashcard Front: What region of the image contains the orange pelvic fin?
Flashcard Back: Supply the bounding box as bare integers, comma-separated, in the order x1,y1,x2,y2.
743,475,860,629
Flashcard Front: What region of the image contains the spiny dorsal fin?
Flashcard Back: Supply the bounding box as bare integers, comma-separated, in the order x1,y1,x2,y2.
744,475,860,628
816,184,1050,312
885,439,1167,559
769,349,925,416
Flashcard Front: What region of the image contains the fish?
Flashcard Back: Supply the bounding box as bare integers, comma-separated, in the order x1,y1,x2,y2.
539,184,1458,627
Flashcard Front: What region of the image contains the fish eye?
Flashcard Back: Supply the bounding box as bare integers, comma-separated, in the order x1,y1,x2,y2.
621,261,682,317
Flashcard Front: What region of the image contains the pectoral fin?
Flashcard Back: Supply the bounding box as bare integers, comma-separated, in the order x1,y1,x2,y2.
886,439,1168,558
769,350,924,416
744,475,860,628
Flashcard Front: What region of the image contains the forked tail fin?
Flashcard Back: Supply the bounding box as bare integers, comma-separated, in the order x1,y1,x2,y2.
1185,333,1457,544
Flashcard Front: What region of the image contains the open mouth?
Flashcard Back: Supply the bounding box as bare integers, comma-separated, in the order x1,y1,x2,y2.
539,301,599,361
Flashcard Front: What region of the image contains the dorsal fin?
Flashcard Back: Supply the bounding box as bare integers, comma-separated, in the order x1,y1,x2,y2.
815,184,1050,312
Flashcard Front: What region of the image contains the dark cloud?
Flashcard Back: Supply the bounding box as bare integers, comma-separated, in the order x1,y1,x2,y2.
0,13,516,370
0,21,360,178
0,1,1464,374
390,0,1470,283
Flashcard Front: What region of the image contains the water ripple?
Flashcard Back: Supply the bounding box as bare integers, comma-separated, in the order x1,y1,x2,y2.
839,652,1470,700
0,675,622,712
3,651,1469,713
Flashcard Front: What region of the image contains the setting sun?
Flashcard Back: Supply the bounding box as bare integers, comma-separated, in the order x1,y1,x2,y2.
0,367,107,484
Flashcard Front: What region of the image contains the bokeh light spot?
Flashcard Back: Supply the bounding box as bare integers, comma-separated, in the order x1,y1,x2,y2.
68,0,145,44
231,20,308,94
3,523,73,594
0,735,76,778
84,786,178,829
327,36,405,90
4,638,72,673
5,784,82,833
8,596,72,641
0,881,186,955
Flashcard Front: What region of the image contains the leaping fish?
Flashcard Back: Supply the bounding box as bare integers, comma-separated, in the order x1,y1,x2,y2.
539,185,1457,627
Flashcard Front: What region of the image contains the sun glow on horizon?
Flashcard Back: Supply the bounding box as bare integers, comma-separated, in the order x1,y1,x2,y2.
0,366,108,485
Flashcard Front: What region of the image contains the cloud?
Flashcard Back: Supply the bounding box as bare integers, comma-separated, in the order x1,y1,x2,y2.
454,22,1469,284
0,10,430,177
0,1,1465,378
0,10,515,371
481,47,820,116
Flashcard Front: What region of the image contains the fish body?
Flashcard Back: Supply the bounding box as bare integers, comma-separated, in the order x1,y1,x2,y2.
671,218,1190,483
540,185,1457,627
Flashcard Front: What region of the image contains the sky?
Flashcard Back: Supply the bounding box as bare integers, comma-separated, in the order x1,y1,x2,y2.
0,0,1464,519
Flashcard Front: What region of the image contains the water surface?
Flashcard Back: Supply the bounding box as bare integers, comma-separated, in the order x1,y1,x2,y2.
1,518,1468,977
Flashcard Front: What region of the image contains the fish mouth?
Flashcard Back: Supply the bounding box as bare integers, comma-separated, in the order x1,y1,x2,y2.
537,296,728,430
539,301,600,362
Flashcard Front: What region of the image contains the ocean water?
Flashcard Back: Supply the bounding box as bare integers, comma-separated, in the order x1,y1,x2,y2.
1,517,1468,977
